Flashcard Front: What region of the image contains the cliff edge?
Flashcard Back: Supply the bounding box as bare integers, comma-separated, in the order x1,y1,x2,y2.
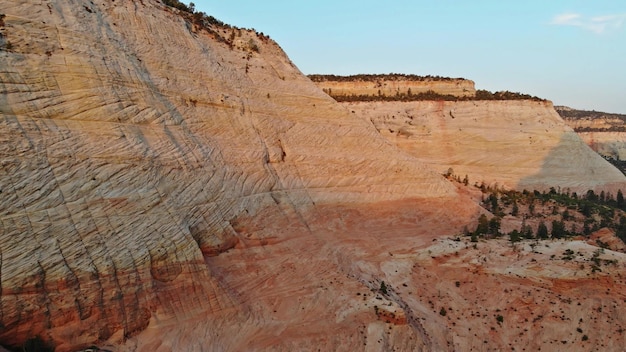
2,1,626,351
0,0,477,350
311,78,626,192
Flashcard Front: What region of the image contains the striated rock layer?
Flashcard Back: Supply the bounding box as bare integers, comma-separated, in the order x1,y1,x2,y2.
341,100,626,192
556,106,626,161
577,131,626,161
313,77,476,98
0,0,478,350
1,1,626,351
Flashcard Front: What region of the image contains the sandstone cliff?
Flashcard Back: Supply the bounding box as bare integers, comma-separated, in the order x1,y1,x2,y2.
0,0,478,350
339,99,626,192
2,1,626,352
557,106,626,161
310,74,476,98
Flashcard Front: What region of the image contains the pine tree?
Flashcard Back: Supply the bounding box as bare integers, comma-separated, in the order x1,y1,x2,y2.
616,216,626,243
475,214,489,235
511,201,519,216
488,217,501,236
379,281,388,295
537,221,548,239
551,220,567,239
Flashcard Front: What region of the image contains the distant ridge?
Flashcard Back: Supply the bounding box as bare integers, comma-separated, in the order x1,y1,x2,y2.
557,106,626,133
308,73,466,82
556,106,626,122
310,74,545,102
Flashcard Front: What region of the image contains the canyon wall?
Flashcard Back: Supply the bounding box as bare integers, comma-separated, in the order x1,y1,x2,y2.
0,0,478,350
577,132,626,160
312,77,476,98
340,99,626,192
557,106,626,160
1,1,626,351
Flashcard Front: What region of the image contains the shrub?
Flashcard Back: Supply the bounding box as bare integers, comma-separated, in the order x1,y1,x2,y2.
308,73,465,83
162,0,192,13
379,281,388,295
508,230,521,243
537,221,548,239
248,38,259,52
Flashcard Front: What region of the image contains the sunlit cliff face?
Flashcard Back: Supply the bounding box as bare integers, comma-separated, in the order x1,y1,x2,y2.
1,0,625,351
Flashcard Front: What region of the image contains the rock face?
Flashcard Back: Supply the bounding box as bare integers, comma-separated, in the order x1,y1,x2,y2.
1,1,626,352
556,106,626,161
0,0,477,350
311,75,476,98
340,100,626,192
577,131,626,161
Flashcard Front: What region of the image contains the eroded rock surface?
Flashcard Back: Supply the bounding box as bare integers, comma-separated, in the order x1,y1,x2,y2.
1,1,626,351
556,106,626,161
0,0,475,350
341,100,626,192
311,76,476,98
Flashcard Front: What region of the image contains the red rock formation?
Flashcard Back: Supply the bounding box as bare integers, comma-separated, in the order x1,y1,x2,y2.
0,0,475,350
1,1,626,351
338,99,626,193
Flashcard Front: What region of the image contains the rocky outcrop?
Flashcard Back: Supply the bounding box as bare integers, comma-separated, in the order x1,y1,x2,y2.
341,100,626,192
2,1,626,351
311,75,476,98
556,106,626,161
577,132,626,161
0,0,476,350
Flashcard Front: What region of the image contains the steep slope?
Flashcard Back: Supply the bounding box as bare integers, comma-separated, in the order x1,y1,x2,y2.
2,1,626,352
341,100,626,192
557,106,626,161
0,0,479,350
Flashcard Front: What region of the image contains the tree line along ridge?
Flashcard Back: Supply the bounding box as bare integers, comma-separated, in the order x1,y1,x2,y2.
160,0,270,52
321,88,546,103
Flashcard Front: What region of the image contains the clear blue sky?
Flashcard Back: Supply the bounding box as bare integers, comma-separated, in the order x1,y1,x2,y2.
193,0,626,113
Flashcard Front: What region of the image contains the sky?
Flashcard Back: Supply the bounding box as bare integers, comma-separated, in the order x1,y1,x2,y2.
193,1,626,113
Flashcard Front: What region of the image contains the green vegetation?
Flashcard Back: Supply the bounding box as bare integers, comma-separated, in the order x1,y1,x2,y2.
160,0,270,51
555,106,626,132
439,307,447,316
310,74,545,102
330,90,460,102
474,89,544,102
561,249,575,260
162,0,194,13
604,157,626,176
556,106,626,121
325,89,544,103
574,126,626,133
162,0,231,30
379,281,388,295
450,173,626,244
309,73,465,82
